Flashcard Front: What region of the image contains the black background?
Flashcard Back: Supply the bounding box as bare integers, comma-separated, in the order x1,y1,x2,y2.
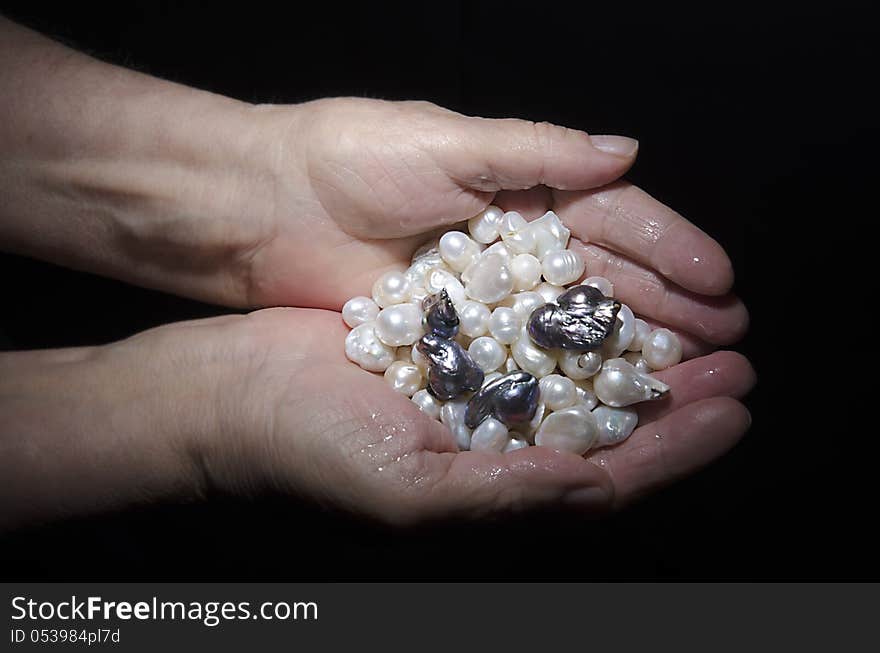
0,1,875,579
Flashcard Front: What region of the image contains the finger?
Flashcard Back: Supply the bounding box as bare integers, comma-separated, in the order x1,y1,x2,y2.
572,240,750,345
587,397,751,508
494,187,552,218
553,181,735,296
409,445,614,522
635,351,756,424
444,117,638,193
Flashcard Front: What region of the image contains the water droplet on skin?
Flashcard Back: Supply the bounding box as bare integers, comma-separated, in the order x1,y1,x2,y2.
655,433,663,440
693,256,701,264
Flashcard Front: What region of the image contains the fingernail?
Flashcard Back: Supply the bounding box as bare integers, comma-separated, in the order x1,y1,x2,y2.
561,486,610,510
590,135,639,157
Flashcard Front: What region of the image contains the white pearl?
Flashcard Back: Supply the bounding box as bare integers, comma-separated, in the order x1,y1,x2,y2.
539,374,579,410
344,322,396,372
411,344,429,371
574,380,598,411
557,350,603,380
372,270,412,308
500,291,545,319
411,389,442,419
440,399,472,450
642,328,683,370
342,296,380,328
583,276,614,297
468,336,507,372
499,211,536,254
593,405,639,448
488,307,522,345
510,253,542,291
463,254,514,303
482,371,503,387
503,433,530,453
534,282,565,304
530,211,570,259
526,401,546,436
375,303,424,346
534,405,598,455
541,249,585,286
601,304,636,358
384,361,424,397
406,244,446,287
424,267,466,308
593,358,670,407
481,241,512,260
505,356,519,373
439,231,481,273
409,286,430,305
628,318,651,352
458,300,491,337
622,351,651,373
512,328,557,378
470,417,510,452
499,211,528,236
467,205,504,244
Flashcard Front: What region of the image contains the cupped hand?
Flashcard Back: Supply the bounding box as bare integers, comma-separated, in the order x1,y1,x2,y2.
151,308,754,524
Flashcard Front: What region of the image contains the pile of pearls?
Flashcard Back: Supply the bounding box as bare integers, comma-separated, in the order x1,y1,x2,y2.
343,208,681,456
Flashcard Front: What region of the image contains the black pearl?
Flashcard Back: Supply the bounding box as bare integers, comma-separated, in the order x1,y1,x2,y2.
416,333,484,401
527,284,621,351
465,371,540,429
422,289,459,339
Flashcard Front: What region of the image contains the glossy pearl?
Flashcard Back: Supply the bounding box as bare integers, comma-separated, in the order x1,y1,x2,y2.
574,380,598,410
499,211,536,254
623,351,651,373
458,300,491,337
530,211,571,259
539,374,578,410
593,405,639,448
503,433,530,453
411,388,442,419
541,249,585,286
506,291,545,319
642,328,683,370
411,344,429,370
468,205,504,244
440,399,472,450
534,282,565,304
481,371,503,387
384,361,424,397
534,405,598,455
463,253,514,303
557,350,603,380
583,276,614,297
601,304,636,358
342,296,380,328
526,401,546,436
345,322,396,372
424,268,466,308
512,328,557,378
510,253,542,291
372,270,412,308
439,230,482,273
593,358,670,407
470,417,510,452
505,356,519,373
628,318,651,352
375,303,424,347
468,336,507,372
406,244,446,288
481,241,512,260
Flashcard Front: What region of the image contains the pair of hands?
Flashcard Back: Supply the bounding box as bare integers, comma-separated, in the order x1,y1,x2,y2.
0,20,753,528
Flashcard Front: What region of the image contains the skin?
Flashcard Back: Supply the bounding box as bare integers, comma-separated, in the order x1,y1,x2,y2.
0,18,755,531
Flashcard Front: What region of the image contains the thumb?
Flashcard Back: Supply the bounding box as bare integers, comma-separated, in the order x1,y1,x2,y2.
440,115,638,192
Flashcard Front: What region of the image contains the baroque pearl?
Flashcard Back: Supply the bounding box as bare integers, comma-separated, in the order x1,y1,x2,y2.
372,270,412,308
406,244,446,288
593,358,670,407
503,433,530,453
530,211,570,260
482,371,503,387
424,268,466,308
593,405,639,448
345,322,396,372
342,296,380,328
629,318,651,352
539,374,579,410
458,300,491,337
439,231,482,273
541,249,585,286
384,361,424,396
499,211,536,254
574,380,598,410
440,399,472,451
465,370,540,429
510,254,542,291
411,388,442,419
468,336,507,372
558,350,603,380
602,304,636,358
512,328,557,378
464,254,514,303
583,276,614,297
642,328,683,370
534,282,565,304
505,356,519,373
375,303,424,346
470,417,510,452
468,205,504,244
623,351,652,373
534,405,598,455
481,241,512,260
505,291,545,319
